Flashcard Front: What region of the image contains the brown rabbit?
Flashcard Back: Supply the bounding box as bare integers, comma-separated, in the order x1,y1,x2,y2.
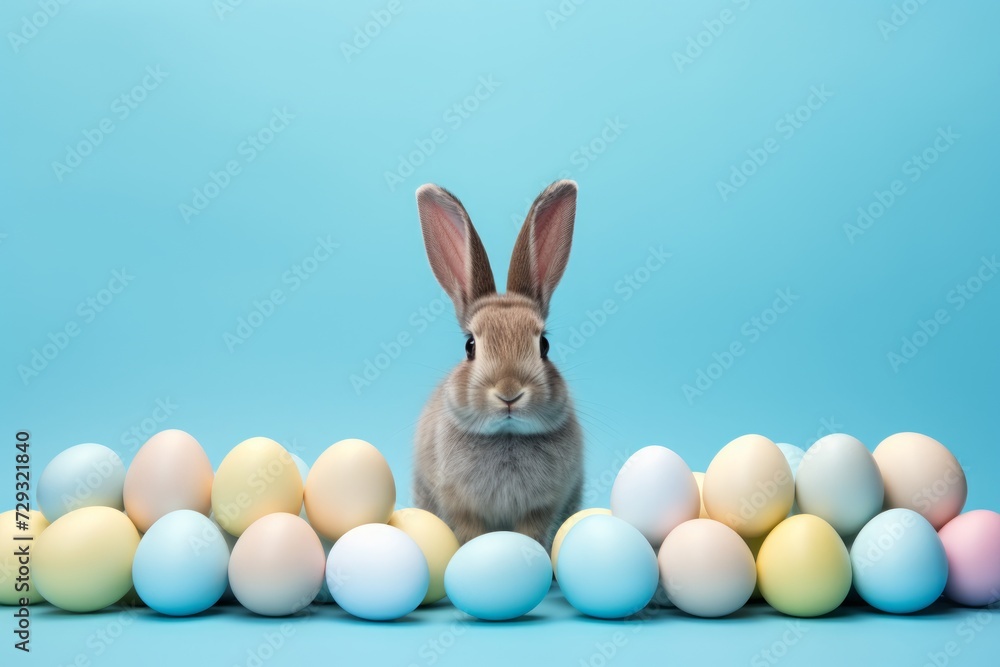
412,180,584,549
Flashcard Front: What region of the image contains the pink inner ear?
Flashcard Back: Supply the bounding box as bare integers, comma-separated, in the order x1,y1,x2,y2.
419,193,469,297
531,196,574,294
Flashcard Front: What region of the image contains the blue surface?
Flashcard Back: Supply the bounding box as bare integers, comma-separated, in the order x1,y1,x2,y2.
2,0,999,665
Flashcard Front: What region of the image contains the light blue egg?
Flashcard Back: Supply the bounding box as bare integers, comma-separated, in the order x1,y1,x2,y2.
775,442,806,477
775,442,806,515
850,508,948,613
556,515,658,619
444,532,552,621
37,443,126,521
133,510,230,615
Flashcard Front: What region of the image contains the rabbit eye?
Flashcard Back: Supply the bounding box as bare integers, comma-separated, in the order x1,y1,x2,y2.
465,335,476,361
540,335,550,360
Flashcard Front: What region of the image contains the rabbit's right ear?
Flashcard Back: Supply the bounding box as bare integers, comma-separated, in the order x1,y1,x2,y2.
416,184,496,326
507,180,577,320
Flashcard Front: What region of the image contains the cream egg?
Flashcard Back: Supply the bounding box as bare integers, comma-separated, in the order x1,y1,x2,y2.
304,439,395,541
704,434,794,538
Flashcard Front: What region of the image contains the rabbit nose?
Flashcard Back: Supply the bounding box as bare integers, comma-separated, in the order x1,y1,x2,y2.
496,391,524,407
494,379,524,406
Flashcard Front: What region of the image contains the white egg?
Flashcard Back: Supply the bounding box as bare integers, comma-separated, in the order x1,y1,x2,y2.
611,446,700,547
327,524,428,621
795,433,884,538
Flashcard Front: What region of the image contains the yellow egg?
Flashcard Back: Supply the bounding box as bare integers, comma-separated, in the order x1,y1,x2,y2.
388,508,460,604
756,514,851,617
0,510,49,605
692,472,709,519
33,507,140,612
124,429,214,533
304,439,395,541
212,437,302,537
551,508,612,572
704,434,794,538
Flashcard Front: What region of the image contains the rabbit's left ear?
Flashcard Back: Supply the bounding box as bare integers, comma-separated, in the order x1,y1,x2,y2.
507,180,577,319
416,184,496,326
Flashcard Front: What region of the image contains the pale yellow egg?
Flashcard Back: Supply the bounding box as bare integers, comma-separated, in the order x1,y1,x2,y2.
212,437,302,537
388,508,460,605
756,514,851,617
33,507,140,612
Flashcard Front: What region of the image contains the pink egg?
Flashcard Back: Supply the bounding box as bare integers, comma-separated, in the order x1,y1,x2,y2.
938,510,1000,607
228,513,326,616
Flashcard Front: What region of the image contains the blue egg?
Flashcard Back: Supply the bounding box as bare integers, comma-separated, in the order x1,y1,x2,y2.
556,515,658,619
774,442,806,477
37,443,126,521
444,531,552,621
132,510,230,616
850,508,948,613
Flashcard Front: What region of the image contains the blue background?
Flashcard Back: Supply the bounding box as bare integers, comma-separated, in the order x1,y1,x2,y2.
3,1,998,665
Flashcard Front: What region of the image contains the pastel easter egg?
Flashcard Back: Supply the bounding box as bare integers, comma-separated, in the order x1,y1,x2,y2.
33,507,140,612
445,532,551,621
38,444,126,522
